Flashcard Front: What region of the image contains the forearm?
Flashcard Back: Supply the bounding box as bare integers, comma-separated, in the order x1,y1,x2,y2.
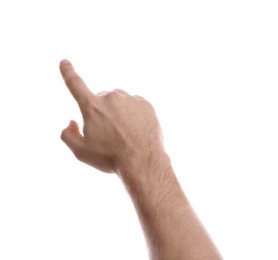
119,151,223,260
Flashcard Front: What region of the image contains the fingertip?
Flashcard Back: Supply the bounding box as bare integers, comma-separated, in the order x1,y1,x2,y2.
68,120,80,133
60,59,71,66
61,120,83,147
59,59,73,76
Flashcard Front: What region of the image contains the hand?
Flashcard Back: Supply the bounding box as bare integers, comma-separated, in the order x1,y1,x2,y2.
60,60,165,176
59,60,223,260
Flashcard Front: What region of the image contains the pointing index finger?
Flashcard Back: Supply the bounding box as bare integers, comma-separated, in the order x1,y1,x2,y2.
60,59,96,108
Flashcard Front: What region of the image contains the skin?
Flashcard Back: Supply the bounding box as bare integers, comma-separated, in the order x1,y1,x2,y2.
59,59,223,260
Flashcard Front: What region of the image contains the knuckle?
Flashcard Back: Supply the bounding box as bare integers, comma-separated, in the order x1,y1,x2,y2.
106,91,119,100
96,91,108,96
113,88,124,93
113,88,129,95
60,128,68,141
141,99,154,110
134,95,144,100
66,74,81,87
145,99,153,107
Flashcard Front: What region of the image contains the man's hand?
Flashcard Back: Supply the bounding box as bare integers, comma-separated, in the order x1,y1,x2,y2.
60,59,223,260
60,59,165,176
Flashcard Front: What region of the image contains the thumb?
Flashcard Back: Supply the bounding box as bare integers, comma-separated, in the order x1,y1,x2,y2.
61,120,85,156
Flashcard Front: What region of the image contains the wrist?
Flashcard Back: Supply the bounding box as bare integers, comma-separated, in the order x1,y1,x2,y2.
117,150,184,207
116,148,173,183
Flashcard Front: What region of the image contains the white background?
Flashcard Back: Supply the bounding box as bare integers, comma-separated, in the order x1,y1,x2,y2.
0,1,277,259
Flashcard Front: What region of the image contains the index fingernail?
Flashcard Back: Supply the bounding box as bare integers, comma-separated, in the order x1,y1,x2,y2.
60,59,71,65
